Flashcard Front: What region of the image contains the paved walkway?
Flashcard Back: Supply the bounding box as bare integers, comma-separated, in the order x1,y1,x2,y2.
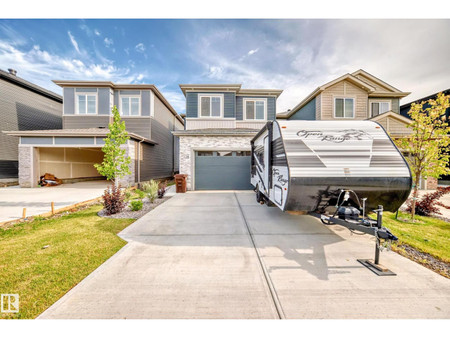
39,192,450,319
0,181,109,223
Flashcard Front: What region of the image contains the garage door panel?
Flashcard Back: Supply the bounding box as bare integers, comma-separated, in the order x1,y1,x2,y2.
195,152,253,190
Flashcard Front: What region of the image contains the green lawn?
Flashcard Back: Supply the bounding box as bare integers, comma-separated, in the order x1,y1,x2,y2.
383,211,450,263
0,205,134,319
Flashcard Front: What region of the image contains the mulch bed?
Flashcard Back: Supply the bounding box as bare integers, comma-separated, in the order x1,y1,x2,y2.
98,196,171,219
392,243,450,279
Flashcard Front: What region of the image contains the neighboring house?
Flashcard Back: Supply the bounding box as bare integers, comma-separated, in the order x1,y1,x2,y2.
173,84,283,190
0,68,62,179
5,81,184,187
277,69,411,137
400,88,450,187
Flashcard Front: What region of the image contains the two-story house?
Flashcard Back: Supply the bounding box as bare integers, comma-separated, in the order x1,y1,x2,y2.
0,69,62,181
6,81,184,188
173,84,283,190
277,69,412,139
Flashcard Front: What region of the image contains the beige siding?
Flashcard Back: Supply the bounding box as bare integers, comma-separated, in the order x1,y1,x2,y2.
354,74,393,93
38,147,104,179
387,117,411,135
320,80,368,120
315,94,321,120
377,117,388,129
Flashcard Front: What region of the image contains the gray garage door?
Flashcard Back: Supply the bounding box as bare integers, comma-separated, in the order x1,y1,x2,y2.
195,150,253,190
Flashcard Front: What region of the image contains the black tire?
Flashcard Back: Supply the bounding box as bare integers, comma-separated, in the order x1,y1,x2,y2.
256,186,263,204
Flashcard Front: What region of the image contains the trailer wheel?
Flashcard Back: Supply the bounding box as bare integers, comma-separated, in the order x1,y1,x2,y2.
256,186,264,204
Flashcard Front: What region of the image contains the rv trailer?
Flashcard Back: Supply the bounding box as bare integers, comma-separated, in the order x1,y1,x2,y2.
250,120,412,275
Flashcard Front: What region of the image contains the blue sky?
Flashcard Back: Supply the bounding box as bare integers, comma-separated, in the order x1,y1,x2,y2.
1,19,449,114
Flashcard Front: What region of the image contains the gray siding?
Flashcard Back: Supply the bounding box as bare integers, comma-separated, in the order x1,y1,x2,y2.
63,88,75,115
113,90,119,108
98,88,110,115
288,98,316,120
370,97,400,114
63,115,110,129
236,96,276,120
140,95,179,180
122,117,151,140
141,90,151,116
0,78,62,178
186,92,235,118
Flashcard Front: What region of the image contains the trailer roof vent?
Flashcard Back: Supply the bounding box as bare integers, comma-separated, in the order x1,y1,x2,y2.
8,68,17,76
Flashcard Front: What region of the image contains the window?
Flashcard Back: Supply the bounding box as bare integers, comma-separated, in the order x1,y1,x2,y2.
334,98,354,118
244,99,266,120
77,94,97,114
371,101,390,117
121,96,140,116
199,95,222,117
197,151,214,156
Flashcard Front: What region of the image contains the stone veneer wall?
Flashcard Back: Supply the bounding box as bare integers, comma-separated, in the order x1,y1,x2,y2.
118,140,136,187
179,135,254,190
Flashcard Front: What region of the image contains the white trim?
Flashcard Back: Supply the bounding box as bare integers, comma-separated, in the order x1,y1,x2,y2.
185,117,236,121
197,94,224,118
150,90,155,118
243,98,268,121
75,92,98,115
333,97,355,119
369,99,391,117
119,93,141,117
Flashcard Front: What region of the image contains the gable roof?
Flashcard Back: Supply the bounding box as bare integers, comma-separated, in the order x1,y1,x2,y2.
277,69,410,119
53,80,184,125
369,110,412,124
0,69,62,103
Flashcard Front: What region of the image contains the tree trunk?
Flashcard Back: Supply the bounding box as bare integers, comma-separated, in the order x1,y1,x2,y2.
411,174,420,221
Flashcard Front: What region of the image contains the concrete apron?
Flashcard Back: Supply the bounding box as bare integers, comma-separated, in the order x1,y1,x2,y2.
39,192,450,319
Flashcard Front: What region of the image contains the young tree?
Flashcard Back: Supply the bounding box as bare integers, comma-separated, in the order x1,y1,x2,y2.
94,105,131,186
394,92,450,221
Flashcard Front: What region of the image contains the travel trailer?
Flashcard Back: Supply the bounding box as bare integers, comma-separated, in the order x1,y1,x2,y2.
251,120,412,275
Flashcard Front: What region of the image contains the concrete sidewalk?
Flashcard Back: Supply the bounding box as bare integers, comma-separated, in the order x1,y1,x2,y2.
39,192,450,319
0,180,109,223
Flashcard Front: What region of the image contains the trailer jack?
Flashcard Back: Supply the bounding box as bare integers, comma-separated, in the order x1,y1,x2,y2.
309,205,397,276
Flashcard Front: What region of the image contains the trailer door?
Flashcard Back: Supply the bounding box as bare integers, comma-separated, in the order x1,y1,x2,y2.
264,135,270,190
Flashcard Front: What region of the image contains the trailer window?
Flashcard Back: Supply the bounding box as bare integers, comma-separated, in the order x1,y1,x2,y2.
254,146,265,168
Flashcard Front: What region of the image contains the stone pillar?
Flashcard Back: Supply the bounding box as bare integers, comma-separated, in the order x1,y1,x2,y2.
18,146,33,188
426,177,438,190
118,141,136,187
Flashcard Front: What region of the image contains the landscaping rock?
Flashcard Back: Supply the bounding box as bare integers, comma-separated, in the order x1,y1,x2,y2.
98,196,170,219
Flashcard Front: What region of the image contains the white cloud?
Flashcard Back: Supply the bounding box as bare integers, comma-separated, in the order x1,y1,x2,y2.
94,29,101,36
247,48,259,56
135,43,145,53
104,37,113,47
67,31,81,54
160,90,186,114
136,74,144,81
0,39,145,94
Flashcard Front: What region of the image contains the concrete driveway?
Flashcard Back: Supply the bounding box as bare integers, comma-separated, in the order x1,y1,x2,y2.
39,191,450,319
0,180,109,223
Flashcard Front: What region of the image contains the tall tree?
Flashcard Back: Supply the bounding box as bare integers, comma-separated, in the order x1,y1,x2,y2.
395,92,450,221
94,105,131,186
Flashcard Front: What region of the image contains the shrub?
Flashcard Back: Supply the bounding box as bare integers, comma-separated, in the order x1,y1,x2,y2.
158,181,167,199
134,189,145,199
102,185,125,215
130,200,143,211
406,186,450,216
143,180,159,203
124,190,132,202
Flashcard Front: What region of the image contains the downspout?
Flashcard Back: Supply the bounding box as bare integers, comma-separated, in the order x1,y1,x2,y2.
137,138,145,187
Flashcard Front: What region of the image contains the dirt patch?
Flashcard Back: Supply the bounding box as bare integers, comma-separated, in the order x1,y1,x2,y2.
392,243,450,279
98,196,171,219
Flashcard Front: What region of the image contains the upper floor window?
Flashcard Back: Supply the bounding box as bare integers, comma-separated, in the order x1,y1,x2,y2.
76,93,97,114
199,94,223,118
371,101,390,117
244,99,266,120
334,98,354,118
120,96,141,116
